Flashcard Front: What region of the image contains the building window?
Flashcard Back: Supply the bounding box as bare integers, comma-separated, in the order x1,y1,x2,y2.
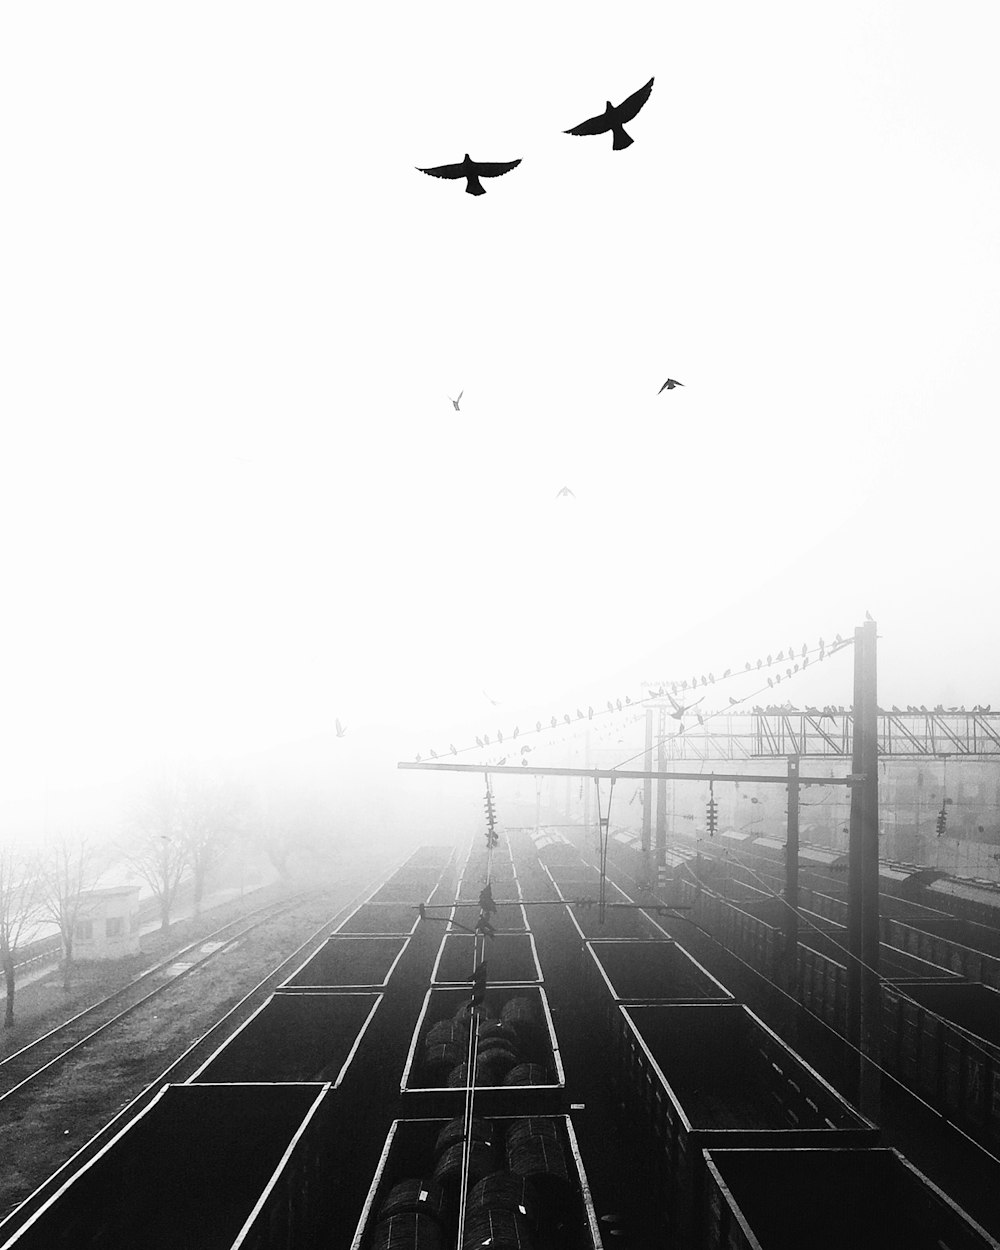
106,917,123,938
75,920,93,941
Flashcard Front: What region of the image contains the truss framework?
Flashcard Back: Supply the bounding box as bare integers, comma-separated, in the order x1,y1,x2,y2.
651,711,1000,760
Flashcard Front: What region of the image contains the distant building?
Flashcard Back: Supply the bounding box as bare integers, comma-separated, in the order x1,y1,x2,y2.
71,886,142,960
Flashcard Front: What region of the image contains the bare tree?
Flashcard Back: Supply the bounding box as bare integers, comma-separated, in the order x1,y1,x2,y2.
178,772,248,918
36,832,101,990
126,774,189,931
0,842,42,1029
248,785,337,883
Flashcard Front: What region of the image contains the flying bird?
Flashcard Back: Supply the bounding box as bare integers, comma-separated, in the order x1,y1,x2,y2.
564,77,654,150
483,689,499,706
666,692,703,722
658,378,684,393
417,153,522,196
335,718,346,738
556,486,576,498
451,391,464,411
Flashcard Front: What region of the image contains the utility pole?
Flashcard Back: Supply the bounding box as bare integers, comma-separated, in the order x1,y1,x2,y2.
847,619,880,1113
784,756,800,990
583,728,593,844
655,706,667,867
642,709,653,882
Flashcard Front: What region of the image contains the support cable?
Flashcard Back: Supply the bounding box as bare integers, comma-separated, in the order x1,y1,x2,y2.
456,780,500,1250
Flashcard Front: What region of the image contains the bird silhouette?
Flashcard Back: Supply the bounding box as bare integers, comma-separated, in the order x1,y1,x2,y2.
483,689,499,706
865,610,874,622
450,743,458,755
476,736,484,748
658,378,684,393
417,154,522,196
565,77,654,150
451,391,464,411
335,718,346,738
556,486,576,499
666,692,703,721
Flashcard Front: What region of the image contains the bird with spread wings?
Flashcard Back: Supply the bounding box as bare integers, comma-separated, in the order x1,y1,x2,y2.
417,153,522,196
564,77,654,150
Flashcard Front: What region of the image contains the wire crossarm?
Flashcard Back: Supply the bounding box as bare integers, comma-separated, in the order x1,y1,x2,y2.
398,761,859,785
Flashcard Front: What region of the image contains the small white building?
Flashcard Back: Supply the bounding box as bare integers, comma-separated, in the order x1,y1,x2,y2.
71,885,142,960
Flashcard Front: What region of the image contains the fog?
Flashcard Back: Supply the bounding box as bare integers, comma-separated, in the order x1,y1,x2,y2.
2,3,999,853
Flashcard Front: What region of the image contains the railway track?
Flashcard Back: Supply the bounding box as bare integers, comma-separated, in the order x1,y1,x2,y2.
0,890,311,1106
0,858,401,1231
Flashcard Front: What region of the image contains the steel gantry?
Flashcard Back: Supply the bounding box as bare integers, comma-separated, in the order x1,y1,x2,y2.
647,708,1000,760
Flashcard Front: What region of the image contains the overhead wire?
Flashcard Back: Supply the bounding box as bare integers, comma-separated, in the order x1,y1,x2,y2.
684,847,1000,1085
415,631,856,766
456,785,498,1250
624,855,1000,1174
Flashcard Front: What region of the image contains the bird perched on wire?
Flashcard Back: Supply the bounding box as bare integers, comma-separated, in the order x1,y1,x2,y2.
417,153,521,196
556,486,575,498
658,378,684,393
450,391,464,411
564,77,654,150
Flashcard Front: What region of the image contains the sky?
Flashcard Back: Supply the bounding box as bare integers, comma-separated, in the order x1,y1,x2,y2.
2,2,999,824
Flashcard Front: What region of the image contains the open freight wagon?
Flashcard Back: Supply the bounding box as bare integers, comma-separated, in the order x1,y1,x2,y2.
0,1084,333,1250
350,1115,604,1250
703,1147,1000,1250
612,1001,877,1246
401,984,565,1115
187,991,381,1084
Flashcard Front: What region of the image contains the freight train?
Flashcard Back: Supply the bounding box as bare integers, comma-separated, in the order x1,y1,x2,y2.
1,833,998,1248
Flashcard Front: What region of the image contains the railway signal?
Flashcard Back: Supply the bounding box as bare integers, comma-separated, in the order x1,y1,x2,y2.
936,806,947,837
706,798,719,836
